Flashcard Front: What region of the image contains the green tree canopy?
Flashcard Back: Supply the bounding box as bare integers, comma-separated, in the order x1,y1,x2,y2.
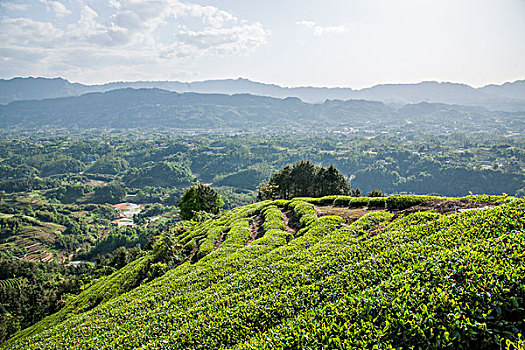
124,161,193,188
93,182,126,204
367,189,385,197
179,184,224,220
88,156,129,175
258,160,352,200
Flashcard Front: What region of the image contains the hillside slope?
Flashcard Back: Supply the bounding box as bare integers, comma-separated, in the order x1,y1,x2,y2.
3,195,525,349
1,77,524,110
1,89,524,135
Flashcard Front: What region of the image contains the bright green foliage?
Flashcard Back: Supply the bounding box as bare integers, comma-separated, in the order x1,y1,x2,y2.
385,195,445,210
7,254,154,343
194,225,225,260
464,194,515,203
342,211,394,236
297,195,340,205
0,278,22,290
261,205,285,231
259,161,351,200
179,184,224,220
3,195,525,349
333,195,387,207
287,199,317,228
124,161,194,188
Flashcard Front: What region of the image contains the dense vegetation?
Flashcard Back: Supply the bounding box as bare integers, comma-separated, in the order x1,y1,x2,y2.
1,131,523,199
0,259,95,342
0,196,166,341
1,88,524,133
0,74,523,348
258,160,353,199
2,194,524,349
179,184,224,220
0,129,523,345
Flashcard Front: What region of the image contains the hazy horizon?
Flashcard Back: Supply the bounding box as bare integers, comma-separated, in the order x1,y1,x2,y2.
1,0,524,89
3,75,525,90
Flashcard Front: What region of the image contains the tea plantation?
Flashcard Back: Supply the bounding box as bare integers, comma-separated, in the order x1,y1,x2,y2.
3,195,525,349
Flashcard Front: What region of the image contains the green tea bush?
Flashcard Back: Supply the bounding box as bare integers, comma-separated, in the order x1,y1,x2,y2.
272,199,290,208
194,225,225,260
332,196,354,206
288,200,317,227
367,197,387,208
5,198,525,350
296,195,340,205
261,205,285,231
340,211,394,236
385,195,436,210
332,196,379,208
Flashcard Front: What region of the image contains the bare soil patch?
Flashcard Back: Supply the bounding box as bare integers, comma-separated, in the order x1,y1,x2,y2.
247,215,265,244
281,210,300,235
314,205,381,225
395,199,501,217
213,231,227,250
187,245,199,263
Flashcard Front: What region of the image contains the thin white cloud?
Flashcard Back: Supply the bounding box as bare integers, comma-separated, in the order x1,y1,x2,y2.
49,1,71,17
0,18,63,46
175,23,268,57
297,20,316,29
0,0,269,81
0,2,30,11
297,20,349,36
37,0,71,18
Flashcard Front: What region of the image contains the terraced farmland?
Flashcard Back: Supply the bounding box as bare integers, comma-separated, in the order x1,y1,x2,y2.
0,213,67,262
3,195,525,349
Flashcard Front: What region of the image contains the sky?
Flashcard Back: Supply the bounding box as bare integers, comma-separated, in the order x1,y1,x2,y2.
0,0,524,88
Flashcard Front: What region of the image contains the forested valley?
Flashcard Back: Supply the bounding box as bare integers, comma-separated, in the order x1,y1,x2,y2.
0,128,523,342
1,0,524,345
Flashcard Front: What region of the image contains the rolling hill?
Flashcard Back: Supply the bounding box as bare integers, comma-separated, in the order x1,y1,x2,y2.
1,77,524,111
3,194,524,349
1,88,523,135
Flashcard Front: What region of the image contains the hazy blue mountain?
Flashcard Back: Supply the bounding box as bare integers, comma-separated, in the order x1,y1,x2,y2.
0,77,354,105
354,81,525,111
1,77,523,110
478,80,525,100
0,77,82,104
356,81,484,104
1,88,522,135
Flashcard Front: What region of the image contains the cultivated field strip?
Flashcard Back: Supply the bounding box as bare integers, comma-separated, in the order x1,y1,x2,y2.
4,195,524,349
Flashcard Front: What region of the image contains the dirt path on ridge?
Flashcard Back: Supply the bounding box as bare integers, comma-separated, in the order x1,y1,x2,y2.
313,205,373,225
247,215,265,244
184,245,199,263
281,209,300,235
394,199,500,216
213,231,227,250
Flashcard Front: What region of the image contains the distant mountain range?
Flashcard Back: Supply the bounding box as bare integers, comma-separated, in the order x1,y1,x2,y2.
1,88,523,135
1,77,524,111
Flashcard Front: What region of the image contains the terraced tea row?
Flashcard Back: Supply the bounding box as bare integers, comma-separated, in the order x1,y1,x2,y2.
4,195,524,349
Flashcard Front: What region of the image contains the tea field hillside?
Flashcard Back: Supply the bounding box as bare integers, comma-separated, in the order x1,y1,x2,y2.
3,194,525,349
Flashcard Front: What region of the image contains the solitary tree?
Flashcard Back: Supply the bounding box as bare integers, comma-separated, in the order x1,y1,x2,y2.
258,161,352,200
179,184,224,220
367,189,385,197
